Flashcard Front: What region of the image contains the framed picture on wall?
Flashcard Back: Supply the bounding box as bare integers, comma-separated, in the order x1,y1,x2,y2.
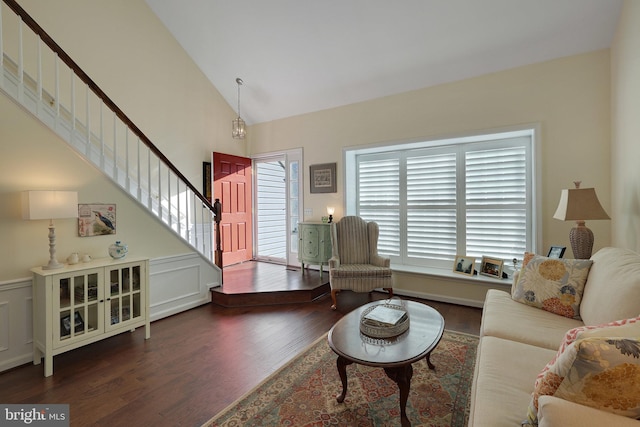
310,163,337,193
203,161,212,203
78,204,116,236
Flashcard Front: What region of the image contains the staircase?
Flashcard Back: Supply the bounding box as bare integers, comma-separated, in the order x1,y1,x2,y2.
0,0,221,270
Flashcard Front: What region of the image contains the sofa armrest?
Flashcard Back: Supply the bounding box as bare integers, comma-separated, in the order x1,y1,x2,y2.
538,396,640,427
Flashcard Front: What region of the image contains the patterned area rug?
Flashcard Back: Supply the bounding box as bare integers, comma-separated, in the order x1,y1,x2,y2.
202,330,478,427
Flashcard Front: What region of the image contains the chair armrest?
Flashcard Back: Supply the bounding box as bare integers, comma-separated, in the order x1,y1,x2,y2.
371,254,390,268
329,256,340,269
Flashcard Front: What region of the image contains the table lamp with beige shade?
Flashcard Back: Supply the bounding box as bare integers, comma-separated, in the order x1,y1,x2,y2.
552,181,609,259
22,190,78,269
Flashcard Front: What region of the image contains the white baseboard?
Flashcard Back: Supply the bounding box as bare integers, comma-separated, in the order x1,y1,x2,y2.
392,288,485,308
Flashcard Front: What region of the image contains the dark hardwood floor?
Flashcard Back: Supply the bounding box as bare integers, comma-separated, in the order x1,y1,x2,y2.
0,261,482,427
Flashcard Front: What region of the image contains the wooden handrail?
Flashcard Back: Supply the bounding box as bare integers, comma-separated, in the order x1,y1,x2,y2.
3,0,223,273
2,0,216,214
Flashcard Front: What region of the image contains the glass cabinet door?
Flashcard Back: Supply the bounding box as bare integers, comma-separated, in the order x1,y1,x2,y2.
107,264,143,329
55,270,102,345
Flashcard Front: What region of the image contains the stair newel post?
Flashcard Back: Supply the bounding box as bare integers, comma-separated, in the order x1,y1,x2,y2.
213,198,223,281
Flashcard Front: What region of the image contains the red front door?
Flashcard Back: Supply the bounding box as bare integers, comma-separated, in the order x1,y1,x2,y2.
212,152,252,266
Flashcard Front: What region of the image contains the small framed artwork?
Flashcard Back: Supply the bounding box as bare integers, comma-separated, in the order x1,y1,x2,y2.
203,161,212,203
78,204,116,236
547,246,566,259
310,163,337,193
453,255,475,276
480,256,504,279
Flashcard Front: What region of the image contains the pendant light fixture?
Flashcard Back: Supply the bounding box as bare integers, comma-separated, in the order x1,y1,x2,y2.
232,77,246,139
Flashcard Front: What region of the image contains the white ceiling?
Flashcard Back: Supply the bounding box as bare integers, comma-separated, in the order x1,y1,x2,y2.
145,0,622,125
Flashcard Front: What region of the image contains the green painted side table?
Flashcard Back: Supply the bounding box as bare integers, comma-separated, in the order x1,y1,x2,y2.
298,222,332,279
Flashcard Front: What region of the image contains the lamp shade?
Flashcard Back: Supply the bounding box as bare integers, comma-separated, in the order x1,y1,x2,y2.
22,191,78,220
552,188,609,221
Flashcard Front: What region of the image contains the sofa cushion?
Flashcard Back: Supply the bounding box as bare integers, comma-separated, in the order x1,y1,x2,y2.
328,263,392,278
527,336,640,425
537,395,640,427
512,255,592,319
481,289,583,350
580,247,640,326
469,336,556,427
554,316,640,360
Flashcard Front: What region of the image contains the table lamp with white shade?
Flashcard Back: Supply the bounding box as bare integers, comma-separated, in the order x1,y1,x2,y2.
326,206,335,223
22,190,78,269
552,182,609,259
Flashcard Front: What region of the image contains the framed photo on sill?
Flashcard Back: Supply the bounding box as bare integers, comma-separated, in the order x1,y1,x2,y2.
309,163,337,193
480,256,504,279
453,255,475,276
547,245,566,259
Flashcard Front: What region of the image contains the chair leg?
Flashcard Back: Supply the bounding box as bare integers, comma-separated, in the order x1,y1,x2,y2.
383,288,393,298
331,289,340,310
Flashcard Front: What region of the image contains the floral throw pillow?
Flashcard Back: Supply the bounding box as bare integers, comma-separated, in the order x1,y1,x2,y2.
511,255,593,319
526,336,640,425
533,316,640,395
511,252,537,296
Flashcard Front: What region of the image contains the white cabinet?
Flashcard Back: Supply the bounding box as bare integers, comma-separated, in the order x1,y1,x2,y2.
31,257,150,376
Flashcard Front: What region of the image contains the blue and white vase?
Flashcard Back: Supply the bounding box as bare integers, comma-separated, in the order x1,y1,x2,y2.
108,241,128,259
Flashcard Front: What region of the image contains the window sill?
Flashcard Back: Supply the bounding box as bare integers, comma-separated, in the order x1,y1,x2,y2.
391,264,513,289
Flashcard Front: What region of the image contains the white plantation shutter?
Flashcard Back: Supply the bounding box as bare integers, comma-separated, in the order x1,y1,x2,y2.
465,145,528,259
358,156,400,256
407,152,457,261
353,131,533,268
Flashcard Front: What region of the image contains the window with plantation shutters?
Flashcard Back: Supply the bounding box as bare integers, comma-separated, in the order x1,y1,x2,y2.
358,156,401,256
349,129,535,270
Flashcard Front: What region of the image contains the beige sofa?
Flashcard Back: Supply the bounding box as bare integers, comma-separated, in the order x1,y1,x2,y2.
468,247,640,426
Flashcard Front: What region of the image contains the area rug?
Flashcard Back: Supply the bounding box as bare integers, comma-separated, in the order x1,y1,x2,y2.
202,330,478,427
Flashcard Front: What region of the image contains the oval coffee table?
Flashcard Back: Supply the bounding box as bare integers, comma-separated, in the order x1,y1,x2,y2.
327,300,445,427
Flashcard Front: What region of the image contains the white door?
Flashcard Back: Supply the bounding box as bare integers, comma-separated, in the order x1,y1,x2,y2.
252,149,303,266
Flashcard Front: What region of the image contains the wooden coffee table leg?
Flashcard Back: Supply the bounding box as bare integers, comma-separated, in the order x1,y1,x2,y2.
336,356,353,403
426,351,436,370
384,364,413,427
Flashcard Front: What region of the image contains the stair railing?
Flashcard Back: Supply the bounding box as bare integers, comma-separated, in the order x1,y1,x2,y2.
0,0,222,270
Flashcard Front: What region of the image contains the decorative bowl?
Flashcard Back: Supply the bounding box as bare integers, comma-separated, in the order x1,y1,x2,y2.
108,241,128,259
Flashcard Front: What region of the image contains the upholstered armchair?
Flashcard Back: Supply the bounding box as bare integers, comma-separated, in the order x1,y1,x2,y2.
328,216,393,310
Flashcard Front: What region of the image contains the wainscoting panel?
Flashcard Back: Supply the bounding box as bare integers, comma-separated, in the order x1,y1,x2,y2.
149,253,221,321
0,252,221,372
0,278,34,372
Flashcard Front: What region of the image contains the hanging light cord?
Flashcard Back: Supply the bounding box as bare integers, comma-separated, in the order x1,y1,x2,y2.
236,78,243,117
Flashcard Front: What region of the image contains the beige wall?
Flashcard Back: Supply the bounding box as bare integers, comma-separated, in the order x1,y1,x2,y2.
252,50,613,256
1,0,239,280
16,0,245,184
2,1,626,304
611,0,640,251
0,95,192,280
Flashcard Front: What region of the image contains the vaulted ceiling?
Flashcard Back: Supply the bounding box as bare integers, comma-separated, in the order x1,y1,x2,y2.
145,0,622,125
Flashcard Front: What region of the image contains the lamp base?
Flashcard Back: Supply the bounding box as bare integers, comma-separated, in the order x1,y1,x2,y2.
42,221,64,270
569,221,594,259
43,259,64,270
